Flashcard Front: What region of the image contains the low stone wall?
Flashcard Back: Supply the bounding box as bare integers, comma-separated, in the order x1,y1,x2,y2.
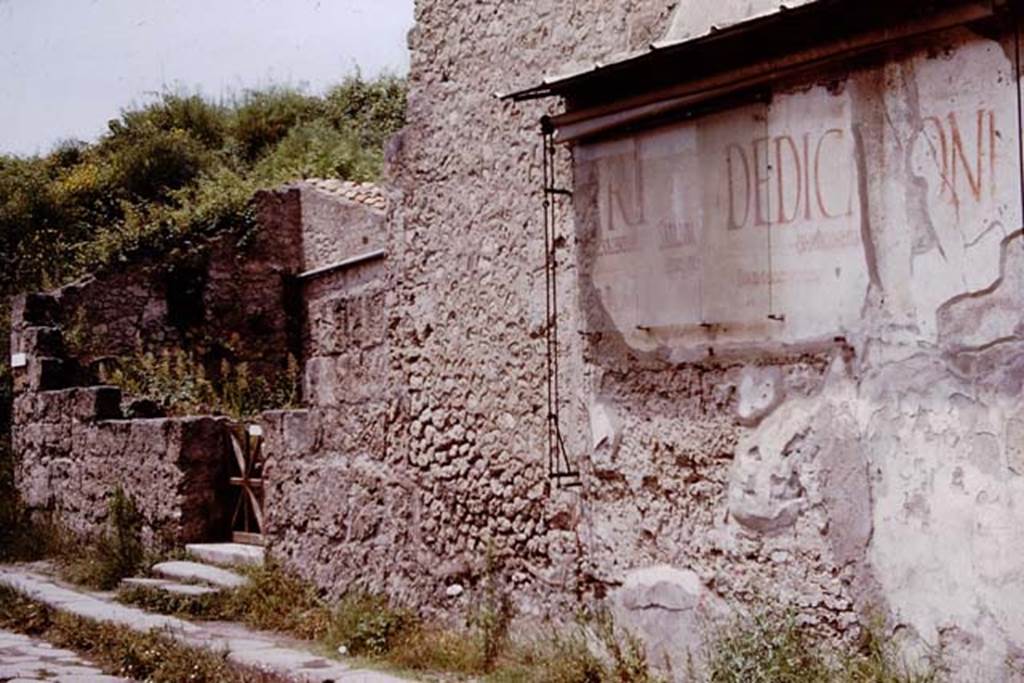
10,291,236,547
13,385,233,546
259,409,424,600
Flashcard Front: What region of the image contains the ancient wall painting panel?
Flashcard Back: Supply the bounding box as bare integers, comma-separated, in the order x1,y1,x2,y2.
576,84,866,353
876,36,1021,341
575,31,1021,356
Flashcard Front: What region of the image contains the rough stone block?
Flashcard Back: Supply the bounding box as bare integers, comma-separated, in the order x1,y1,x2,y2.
72,386,123,422
11,293,60,327
612,566,720,676
14,358,66,393
152,560,246,588
282,409,313,457
16,326,65,358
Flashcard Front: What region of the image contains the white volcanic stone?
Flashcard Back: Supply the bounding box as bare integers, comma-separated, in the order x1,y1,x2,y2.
151,561,246,589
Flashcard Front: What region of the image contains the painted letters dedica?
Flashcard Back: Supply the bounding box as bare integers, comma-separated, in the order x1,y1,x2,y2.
576,38,1018,352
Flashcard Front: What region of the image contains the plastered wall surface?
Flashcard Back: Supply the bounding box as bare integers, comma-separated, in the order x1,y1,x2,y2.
369,3,1024,680
571,22,1024,681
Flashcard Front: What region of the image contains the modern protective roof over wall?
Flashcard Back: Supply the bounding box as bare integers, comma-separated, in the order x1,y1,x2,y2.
663,0,821,42
502,0,828,100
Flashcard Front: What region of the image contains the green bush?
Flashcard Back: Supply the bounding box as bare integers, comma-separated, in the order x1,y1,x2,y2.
254,120,380,184
99,349,299,418
0,75,406,294
324,74,407,150
705,603,940,683
113,93,228,149
229,87,324,161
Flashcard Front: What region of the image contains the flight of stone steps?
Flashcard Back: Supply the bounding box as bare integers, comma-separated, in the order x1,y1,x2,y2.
120,542,264,597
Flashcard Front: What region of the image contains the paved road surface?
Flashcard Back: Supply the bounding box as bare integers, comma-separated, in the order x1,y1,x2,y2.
0,628,128,682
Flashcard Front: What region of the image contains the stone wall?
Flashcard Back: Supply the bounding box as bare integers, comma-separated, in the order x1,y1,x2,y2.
13,388,233,546
8,180,386,550
13,3,1024,677
260,0,679,614
254,2,1024,681
10,296,233,545
29,189,305,384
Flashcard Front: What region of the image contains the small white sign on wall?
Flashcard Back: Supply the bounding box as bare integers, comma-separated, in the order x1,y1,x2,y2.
248,424,264,437
10,353,27,369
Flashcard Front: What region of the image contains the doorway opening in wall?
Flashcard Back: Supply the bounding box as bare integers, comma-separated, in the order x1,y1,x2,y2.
227,424,266,546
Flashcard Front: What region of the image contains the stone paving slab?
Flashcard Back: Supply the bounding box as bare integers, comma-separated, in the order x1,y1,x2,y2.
122,575,220,597
0,627,128,681
0,567,414,683
186,542,266,567
151,560,246,588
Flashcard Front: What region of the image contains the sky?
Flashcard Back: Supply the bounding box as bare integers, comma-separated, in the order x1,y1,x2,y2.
0,0,414,156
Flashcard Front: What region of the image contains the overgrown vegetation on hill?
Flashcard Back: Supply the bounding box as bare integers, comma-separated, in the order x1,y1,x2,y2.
0,75,406,556
0,75,404,294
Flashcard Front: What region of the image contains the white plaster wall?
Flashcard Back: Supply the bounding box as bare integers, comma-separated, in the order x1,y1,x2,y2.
575,25,1024,680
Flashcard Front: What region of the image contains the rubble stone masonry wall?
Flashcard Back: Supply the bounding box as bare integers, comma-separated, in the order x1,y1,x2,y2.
257,2,1024,681
27,189,305,383
12,2,1024,679
10,293,233,545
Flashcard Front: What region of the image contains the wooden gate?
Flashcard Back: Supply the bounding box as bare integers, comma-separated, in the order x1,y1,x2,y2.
228,424,265,545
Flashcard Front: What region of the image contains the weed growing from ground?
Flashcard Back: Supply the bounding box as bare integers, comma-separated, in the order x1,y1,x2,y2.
60,486,144,590
705,603,940,683
116,559,664,682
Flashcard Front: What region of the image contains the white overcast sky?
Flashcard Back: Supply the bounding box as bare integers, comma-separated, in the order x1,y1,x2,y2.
0,0,414,156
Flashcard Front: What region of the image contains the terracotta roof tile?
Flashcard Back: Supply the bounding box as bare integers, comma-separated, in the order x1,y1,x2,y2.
302,178,387,211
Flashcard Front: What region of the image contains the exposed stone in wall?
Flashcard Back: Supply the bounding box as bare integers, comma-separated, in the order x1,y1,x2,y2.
279,0,676,622
297,181,387,272
13,385,232,546
10,298,236,546
558,18,1024,677
348,3,1024,680
21,190,305,385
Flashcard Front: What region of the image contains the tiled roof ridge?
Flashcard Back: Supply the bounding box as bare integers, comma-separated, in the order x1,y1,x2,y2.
300,178,387,211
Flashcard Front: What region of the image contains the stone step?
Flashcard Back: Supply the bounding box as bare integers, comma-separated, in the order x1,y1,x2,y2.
151,561,246,589
185,542,265,568
121,577,221,597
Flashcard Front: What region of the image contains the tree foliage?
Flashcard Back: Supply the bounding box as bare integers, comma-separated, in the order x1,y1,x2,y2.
0,74,406,298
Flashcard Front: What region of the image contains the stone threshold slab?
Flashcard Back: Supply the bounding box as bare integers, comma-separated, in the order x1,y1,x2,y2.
152,560,246,588
0,566,414,683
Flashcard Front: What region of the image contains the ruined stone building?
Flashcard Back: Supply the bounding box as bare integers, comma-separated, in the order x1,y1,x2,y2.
10,0,1024,679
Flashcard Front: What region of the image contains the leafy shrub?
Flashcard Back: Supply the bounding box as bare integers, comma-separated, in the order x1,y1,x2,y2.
99,349,298,418
327,591,415,657
101,349,218,415
705,603,940,683
0,75,406,296
114,93,228,149
221,560,330,639
229,87,324,161
107,125,210,202
254,120,380,184
323,74,407,149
